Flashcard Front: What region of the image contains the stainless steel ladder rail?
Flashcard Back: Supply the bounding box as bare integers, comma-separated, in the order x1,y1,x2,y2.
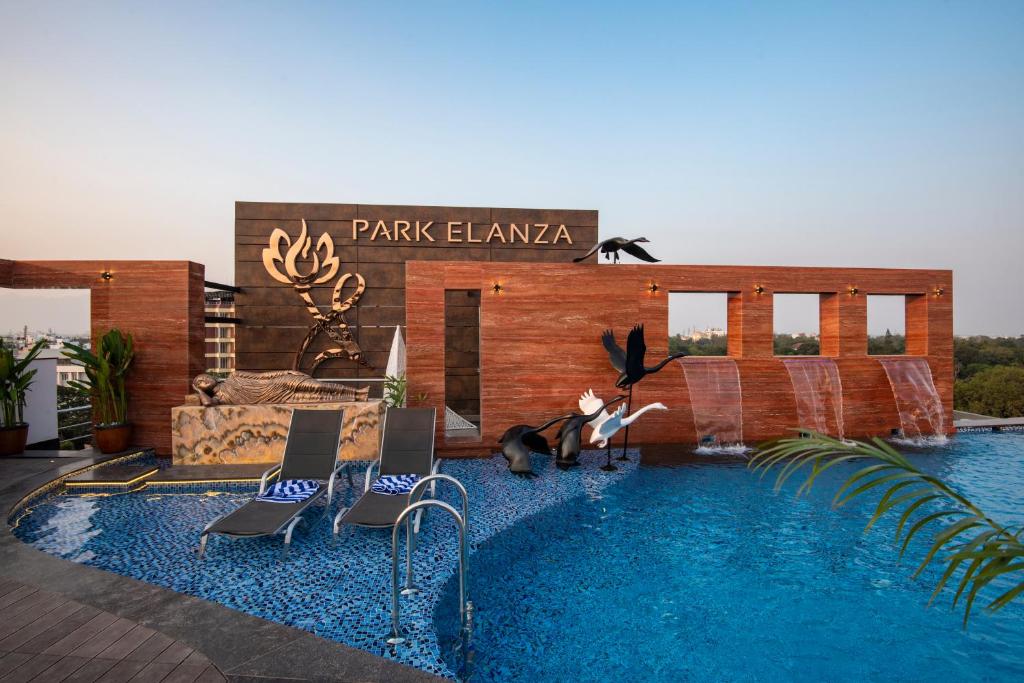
388,497,470,646
399,474,469,595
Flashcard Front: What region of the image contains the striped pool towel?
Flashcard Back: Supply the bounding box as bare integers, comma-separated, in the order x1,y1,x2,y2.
371,474,420,496
258,479,320,504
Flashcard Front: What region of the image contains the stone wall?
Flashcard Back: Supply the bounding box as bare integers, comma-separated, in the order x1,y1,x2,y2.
171,401,383,465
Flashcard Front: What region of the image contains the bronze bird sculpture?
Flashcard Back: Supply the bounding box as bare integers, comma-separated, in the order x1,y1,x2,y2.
600,323,685,462
573,237,660,264
498,414,569,477
554,395,626,469
602,325,686,388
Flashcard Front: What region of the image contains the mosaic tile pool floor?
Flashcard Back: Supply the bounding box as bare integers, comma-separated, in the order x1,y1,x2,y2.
11,450,638,678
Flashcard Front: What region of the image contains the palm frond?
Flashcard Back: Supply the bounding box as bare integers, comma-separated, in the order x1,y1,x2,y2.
749,432,1023,626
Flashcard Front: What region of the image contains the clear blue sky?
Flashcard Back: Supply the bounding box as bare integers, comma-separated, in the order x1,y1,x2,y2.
2,1,1022,336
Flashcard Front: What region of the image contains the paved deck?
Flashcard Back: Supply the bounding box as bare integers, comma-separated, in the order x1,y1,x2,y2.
1,453,442,682
0,578,224,682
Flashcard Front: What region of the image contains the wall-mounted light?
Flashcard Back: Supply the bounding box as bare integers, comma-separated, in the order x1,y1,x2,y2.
100,270,113,281
491,282,503,295
848,286,859,296
648,283,660,294
753,284,765,295
933,286,945,297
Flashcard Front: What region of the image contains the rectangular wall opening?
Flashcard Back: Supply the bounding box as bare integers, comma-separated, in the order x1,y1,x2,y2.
0,288,92,450
668,292,728,356
444,289,481,439
773,293,821,355
867,295,907,355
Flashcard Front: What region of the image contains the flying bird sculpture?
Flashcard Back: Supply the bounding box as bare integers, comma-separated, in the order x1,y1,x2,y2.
621,323,687,387
555,394,626,469
573,237,660,264
498,414,569,477
601,324,686,461
589,401,669,471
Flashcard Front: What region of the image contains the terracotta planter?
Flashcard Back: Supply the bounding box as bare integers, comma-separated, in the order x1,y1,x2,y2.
95,423,132,454
0,424,29,456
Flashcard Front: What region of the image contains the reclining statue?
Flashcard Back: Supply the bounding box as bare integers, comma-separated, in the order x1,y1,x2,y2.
192,370,369,406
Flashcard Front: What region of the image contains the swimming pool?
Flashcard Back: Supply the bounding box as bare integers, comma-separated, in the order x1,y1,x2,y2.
435,432,1024,681
11,433,1024,681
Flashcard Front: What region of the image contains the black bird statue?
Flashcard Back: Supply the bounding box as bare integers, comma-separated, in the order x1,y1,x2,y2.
601,324,686,460
498,415,569,477
553,395,626,469
573,237,660,264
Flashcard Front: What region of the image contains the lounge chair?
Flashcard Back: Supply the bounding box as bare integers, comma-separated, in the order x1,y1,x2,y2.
199,409,349,559
332,407,438,534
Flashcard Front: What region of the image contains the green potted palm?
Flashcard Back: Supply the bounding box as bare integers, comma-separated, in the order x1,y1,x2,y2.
63,329,135,454
0,339,46,456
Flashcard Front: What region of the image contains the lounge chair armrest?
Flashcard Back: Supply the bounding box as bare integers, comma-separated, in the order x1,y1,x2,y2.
327,461,347,504
258,466,280,495
429,459,441,495
364,459,381,493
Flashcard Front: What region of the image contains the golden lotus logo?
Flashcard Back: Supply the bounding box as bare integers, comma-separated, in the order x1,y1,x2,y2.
262,220,339,285
262,220,369,374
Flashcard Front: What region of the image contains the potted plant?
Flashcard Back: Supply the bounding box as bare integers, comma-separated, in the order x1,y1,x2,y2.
0,339,45,456
63,329,135,454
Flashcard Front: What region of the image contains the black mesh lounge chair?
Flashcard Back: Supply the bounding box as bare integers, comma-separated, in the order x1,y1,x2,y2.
332,407,437,534
199,409,349,559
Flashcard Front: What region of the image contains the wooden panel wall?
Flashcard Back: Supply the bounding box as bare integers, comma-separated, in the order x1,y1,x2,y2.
6,260,206,455
406,262,954,452
234,202,598,380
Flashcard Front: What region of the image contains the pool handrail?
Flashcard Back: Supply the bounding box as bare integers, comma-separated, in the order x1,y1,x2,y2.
388,498,469,646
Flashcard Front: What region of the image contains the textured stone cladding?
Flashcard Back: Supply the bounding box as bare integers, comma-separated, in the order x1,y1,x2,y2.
170,401,383,464
405,262,954,450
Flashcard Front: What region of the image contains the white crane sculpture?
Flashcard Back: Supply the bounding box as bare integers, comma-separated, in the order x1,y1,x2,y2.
580,389,667,471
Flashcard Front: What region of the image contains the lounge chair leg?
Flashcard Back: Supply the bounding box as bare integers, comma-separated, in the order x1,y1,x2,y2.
281,516,303,560
413,507,423,535
331,508,349,546
197,515,223,561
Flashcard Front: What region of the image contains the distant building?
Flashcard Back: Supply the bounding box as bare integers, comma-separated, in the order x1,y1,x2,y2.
683,326,726,341
18,345,86,387
205,291,236,374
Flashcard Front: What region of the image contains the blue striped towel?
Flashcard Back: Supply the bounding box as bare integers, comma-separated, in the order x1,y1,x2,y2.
371,474,420,496
258,479,320,503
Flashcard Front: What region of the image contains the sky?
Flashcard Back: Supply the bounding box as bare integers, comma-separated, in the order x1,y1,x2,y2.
1,1,1022,337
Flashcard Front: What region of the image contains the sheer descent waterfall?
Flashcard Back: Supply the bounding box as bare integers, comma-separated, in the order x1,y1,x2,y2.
678,358,744,447
782,358,845,439
877,358,947,440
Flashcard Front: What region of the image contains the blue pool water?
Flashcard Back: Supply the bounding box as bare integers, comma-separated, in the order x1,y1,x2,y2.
11,433,1024,681
438,432,1024,682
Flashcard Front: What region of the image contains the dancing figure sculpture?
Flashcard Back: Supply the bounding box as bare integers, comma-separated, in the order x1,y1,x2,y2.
573,237,660,264
263,220,371,374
